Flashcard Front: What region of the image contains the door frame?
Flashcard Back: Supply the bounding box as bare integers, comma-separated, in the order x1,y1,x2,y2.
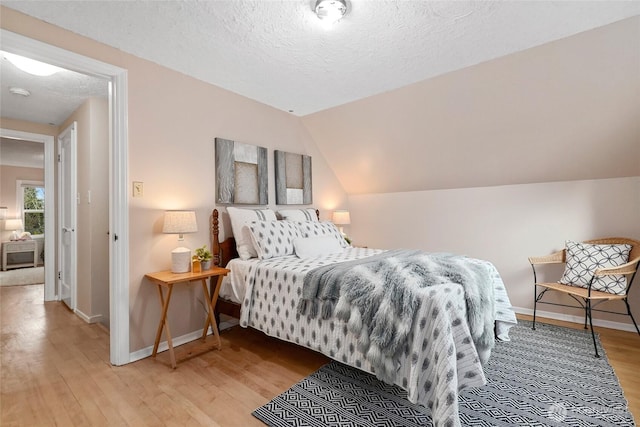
57,122,77,311
1,29,130,366
0,129,55,300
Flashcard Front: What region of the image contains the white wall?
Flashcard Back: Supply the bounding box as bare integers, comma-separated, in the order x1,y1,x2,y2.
348,177,640,326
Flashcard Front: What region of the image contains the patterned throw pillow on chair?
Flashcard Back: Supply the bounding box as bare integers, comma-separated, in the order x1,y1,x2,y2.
559,240,632,295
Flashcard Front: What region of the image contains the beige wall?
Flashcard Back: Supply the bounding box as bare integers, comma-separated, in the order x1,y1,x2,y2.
59,97,109,326
90,98,110,328
126,47,348,351
302,16,640,194
1,6,348,353
0,165,44,241
0,118,58,138
3,5,638,356
301,16,640,327
348,177,640,326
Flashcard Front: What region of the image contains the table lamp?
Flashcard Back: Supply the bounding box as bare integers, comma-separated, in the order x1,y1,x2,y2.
332,210,351,235
163,210,198,273
5,218,24,241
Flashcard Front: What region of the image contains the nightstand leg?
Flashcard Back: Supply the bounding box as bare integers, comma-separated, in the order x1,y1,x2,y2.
201,276,222,350
152,284,177,368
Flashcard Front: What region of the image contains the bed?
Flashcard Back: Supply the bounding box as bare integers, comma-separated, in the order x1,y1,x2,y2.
210,208,517,427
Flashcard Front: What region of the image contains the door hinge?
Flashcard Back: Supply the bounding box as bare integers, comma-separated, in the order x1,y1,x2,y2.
58,271,61,280
57,154,61,162
114,234,119,242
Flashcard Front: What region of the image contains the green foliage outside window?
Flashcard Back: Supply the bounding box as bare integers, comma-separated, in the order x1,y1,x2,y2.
23,186,45,235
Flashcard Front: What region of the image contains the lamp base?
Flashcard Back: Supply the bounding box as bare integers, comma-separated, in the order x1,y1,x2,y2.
171,247,191,273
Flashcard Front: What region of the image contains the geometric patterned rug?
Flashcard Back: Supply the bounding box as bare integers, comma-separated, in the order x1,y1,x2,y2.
253,320,635,426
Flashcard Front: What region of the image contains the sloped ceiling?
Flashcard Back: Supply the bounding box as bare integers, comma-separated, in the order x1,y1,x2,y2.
2,2,638,194
303,17,640,193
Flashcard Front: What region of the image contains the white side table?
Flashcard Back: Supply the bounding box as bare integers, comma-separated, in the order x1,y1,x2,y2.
1,240,38,271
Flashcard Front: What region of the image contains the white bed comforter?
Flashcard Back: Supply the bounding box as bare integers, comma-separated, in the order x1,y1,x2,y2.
228,247,517,427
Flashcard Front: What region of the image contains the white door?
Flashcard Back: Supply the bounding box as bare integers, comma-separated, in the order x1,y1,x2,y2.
58,122,77,310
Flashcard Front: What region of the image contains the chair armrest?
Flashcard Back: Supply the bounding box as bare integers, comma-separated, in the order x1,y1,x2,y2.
594,256,640,276
529,250,565,265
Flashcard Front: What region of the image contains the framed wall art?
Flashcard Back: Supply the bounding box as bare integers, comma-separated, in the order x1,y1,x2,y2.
274,150,312,205
215,137,268,205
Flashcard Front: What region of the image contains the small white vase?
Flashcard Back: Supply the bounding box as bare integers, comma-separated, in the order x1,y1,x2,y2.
201,260,212,271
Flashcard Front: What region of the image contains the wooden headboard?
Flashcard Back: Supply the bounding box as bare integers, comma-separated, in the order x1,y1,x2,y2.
211,209,238,267
211,208,320,267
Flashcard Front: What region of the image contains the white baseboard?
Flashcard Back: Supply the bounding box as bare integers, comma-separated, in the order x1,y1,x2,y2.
129,316,240,363
513,306,639,333
75,309,102,324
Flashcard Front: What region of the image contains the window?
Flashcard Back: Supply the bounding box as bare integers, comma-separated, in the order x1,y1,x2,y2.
17,181,45,236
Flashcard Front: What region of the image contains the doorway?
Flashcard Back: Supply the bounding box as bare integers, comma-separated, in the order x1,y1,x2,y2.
0,129,55,298
1,29,130,365
57,122,77,311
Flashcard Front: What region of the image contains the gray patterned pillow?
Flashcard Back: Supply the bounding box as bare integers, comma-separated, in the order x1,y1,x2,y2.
227,207,277,260
277,209,318,222
559,240,631,295
297,221,349,248
248,221,301,260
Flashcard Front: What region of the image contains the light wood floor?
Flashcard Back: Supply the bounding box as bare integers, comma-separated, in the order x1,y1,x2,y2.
1,284,639,426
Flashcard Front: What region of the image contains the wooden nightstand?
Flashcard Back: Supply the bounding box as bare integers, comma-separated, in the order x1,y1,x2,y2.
144,266,230,369
2,240,38,271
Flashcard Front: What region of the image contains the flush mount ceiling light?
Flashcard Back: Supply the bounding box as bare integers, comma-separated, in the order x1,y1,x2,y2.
314,0,347,24
9,87,31,97
3,51,63,77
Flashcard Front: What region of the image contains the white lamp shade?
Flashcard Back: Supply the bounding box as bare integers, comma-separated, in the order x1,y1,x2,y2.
163,211,198,234
4,218,23,231
332,210,351,225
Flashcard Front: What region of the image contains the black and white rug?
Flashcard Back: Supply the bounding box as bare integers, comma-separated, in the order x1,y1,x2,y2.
253,321,635,426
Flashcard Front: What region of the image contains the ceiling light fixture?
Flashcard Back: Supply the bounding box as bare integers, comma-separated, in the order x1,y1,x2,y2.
314,0,347,24
9,87,31,97
3,51,63,77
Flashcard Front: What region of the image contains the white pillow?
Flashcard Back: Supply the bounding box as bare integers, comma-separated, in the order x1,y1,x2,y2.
559,240,632,295
297,221,350,248
247,221,301,260
277,208,319,222
226,207,277,260
294,236,345,258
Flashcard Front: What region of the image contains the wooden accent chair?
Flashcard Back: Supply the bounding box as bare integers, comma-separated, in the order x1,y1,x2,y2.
529,237,640,357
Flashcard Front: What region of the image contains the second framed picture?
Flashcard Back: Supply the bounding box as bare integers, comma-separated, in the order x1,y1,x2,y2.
274,150,312,205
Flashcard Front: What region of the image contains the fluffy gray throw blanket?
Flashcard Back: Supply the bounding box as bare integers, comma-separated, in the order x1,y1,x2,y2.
298,250,496,382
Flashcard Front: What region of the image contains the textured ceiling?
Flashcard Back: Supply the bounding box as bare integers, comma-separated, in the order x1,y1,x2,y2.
3,1,639,117
0,51,108,126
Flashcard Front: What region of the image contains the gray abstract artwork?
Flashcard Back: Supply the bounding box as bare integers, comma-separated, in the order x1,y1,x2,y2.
215,138,268,204
275,150,312,205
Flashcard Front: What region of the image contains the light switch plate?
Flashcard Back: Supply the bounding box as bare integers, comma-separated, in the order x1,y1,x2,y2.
133,181,144,197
